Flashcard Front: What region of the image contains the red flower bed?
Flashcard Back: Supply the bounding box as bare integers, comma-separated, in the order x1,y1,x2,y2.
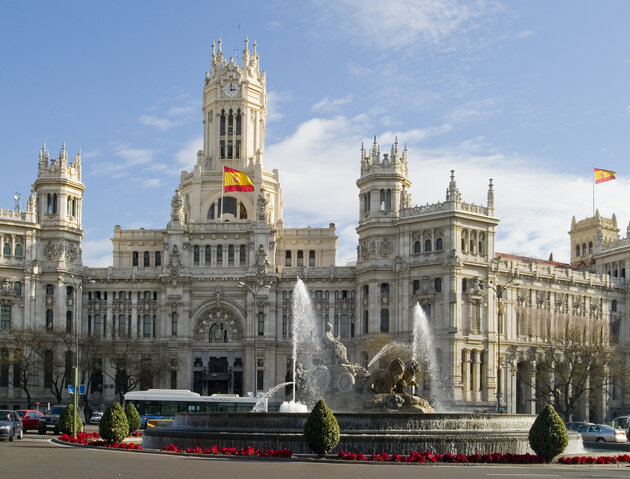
558,454,630,465
58,432,141,450
159,444,292,458
338,450,546,464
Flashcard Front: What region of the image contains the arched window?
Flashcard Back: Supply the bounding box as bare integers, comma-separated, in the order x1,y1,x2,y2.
13,282,21,296
425,239,432,252
228,245,234,265
297,250,304,266
14,244,22,257
575,244,580,256
193,245,200,264
205,245,212,263
216,245,223,265
94,315,102,336
240,245,246,264
309,250,316,267
155,251,161,267
207,204,215,219
239,203,247,219
436,237,443,251
379,189,385,210
380,309,389,333
413,241,421,254
582,244,587,256
478,234,485,255
143,251,150,267
385,189,392,210
2,243,10,255
282,315,288,338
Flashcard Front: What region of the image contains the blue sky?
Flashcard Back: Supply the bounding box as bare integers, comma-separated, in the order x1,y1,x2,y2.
1,0,629,266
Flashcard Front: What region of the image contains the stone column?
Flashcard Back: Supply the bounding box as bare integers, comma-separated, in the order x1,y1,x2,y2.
472,350,480,402
462,349,470,401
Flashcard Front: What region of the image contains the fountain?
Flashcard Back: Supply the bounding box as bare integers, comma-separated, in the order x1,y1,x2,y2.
143,280,582,455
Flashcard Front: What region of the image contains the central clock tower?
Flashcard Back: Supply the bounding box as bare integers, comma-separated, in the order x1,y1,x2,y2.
199,38,267,173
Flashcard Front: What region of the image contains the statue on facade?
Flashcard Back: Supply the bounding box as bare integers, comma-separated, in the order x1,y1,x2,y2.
171,188,183,224
169,245,182,276
256,192,269,222
255,244,269,274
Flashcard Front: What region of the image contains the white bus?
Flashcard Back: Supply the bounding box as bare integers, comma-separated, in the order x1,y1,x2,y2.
123,389,267,427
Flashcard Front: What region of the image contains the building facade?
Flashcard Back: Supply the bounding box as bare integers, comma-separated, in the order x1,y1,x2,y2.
0,40,627,421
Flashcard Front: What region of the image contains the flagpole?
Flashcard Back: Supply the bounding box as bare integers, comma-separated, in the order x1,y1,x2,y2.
220,167,225,222
592,172,595,217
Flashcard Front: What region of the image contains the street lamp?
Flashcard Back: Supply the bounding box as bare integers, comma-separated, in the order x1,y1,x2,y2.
483,277,516,413
238,280,271,395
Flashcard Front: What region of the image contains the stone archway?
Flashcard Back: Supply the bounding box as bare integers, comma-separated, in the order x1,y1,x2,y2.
193,306,245,343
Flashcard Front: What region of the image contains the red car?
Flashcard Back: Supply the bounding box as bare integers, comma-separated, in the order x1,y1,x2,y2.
16,410,44,432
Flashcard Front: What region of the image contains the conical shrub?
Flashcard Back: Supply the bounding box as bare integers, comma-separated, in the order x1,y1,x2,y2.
528,405,568,463
304,399,340,457
99,402,129,443
124,401,141,434
58,404,83,435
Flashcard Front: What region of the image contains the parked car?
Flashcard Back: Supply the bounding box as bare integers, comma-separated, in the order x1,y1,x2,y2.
89,411,103,425
565,421,593,431
37,406,83,435
576,424,627,443
612,416,630,435
0,410,23,441
16,409,44,432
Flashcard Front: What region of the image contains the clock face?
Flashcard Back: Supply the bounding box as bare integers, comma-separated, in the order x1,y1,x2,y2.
224,82,238,98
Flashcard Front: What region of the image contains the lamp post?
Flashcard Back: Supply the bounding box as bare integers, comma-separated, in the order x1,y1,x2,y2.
238,280,271,395
65,276,83,438
484,278,515,414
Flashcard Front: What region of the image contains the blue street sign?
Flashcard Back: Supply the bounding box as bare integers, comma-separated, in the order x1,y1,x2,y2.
78,385,86,395
68,385,74,394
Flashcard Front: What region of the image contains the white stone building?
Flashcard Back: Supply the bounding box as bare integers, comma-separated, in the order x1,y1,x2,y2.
0,40,627,421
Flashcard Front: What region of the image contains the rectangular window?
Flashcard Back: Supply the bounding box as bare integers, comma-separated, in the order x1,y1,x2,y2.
46,309,53,331
143,315,151,337
94,315,102,336
171,313,178,337
285,251,291,267
256,370,264,392
0,306,10,330
309,250,316,267
119,315,127,337
143,251,150,267
297,250,303,266
155,251,161,267
257,312,264,336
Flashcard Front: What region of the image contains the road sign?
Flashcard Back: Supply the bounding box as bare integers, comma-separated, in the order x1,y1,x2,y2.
68,385,74,394
79,385,86,395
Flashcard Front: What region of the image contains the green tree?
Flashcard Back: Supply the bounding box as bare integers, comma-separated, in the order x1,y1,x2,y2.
99,402,129,443
529,405,568,463
304,399,340,457
58,404,83,435
124,401,141,434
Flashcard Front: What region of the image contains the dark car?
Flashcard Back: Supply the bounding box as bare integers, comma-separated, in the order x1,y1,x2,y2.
0,410,23,441
37,406,66,435
16,409,44,432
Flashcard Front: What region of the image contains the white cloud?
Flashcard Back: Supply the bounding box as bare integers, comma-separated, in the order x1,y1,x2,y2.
515,30,534,39
115,146,154,167
312,95,353,113
81,237,112,267
175,136,203,172
317,0,494,50
139,114,175,131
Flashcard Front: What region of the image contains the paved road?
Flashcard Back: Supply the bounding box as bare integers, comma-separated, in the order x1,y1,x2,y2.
4,432,630,479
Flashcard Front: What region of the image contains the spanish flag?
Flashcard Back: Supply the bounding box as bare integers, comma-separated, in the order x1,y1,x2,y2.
224,166,254,192
594,168,616,184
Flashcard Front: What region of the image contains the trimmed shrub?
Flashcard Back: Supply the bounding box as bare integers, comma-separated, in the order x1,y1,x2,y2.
99,402,129,444
124,401,141,434
528,405,568,463
304,399,340,457
58,404,83,435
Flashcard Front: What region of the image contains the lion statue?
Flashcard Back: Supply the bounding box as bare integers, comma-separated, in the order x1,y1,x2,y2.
365,358,420,395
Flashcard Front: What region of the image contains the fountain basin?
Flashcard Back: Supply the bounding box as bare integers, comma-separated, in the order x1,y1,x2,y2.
142,412,582,455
